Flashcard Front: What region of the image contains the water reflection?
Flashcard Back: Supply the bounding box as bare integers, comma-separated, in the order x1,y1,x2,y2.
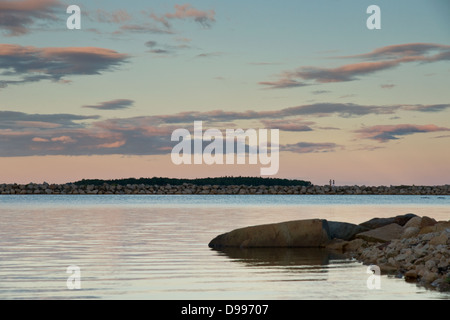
212,247,347,268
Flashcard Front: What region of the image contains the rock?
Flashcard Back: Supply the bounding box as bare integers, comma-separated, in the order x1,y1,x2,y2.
395,248,413,262
422,271,438,283
420,216,437,228
419,221,450,234
431,278,445,288
356,223,404,243
327,221,370,241
422,232,437,241
416,265,427,277
434,222,450,232
404,270,418,280
207,216,450,291
361,247,380,263
326,238,348,251
387,257,399,267
425,259,436,271
208,219,330,248
429,233,448,246
395,253,408,262
379,264,398,274
437,258,449,269
419,226,435,235
345,238,366,253
359,213,417,229
413,246,427,258
403,216,422,229
401,227,420,239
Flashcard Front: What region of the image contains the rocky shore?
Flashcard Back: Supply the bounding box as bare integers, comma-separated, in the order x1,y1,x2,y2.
328,216,450,292
208,214,450,292
0,183,449,195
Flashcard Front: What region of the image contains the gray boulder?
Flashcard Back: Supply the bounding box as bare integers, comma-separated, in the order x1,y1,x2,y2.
327,221,370,241
359,213,417,229
356,223,404,242
208,219,330,248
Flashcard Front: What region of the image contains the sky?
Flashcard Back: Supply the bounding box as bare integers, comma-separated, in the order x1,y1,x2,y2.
0,0,449,185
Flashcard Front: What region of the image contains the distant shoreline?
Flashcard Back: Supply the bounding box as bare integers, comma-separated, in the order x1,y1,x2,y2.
0,183,449,195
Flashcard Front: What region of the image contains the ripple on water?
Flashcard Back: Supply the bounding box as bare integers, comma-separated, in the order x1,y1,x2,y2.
0,195,448,299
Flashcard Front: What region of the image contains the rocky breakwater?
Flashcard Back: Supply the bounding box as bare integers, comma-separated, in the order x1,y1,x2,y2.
209,214,450,292
0,183,449,195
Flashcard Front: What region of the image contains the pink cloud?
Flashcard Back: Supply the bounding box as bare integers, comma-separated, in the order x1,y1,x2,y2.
259,78,307,89
260,43,450,88
342,43,450,60
32,137,50,142
150,3,216,28
16,121,61,129
51,136,76,143
83,99,134,110
95,9,132,24
355,124,450,142
286,60,400,84
0,0,62,36
0,129,37,137
97,140,126,149
0,44,129,85
282,142,340,153
165,4,215,24
260,118,314,132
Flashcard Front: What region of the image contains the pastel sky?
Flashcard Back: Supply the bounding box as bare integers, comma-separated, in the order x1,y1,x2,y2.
1,0,449,185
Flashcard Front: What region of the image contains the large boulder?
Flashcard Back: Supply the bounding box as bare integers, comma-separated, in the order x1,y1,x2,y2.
403,216,422,229
359,213,417,229
420,216,437,228
208,219,330,248
355,223,404,242
327,221,370,241
401,226,420,239
419,221,450,234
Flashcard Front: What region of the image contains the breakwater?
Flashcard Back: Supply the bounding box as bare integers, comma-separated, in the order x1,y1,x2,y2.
0,183,449,195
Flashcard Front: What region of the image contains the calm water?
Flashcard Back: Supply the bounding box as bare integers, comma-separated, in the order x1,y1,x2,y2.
0,195,449,300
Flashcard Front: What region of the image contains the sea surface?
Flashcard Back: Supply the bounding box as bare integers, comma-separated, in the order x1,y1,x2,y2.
0,195,449,300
